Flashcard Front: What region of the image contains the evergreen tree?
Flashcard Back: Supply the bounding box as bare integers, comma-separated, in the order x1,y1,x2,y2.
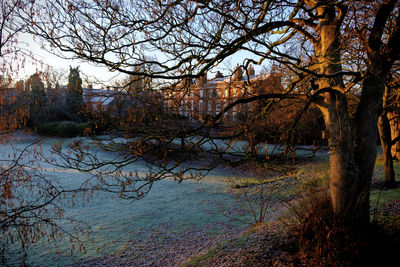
26,73,47,124
66,66,83,118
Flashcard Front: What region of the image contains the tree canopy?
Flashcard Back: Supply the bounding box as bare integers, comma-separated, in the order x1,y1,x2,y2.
66,66,83,117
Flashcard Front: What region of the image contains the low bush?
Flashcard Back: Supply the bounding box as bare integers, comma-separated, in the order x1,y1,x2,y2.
287,192,400,266
35,121,90,137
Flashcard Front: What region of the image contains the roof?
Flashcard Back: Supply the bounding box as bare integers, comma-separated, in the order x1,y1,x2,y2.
90,96,114,106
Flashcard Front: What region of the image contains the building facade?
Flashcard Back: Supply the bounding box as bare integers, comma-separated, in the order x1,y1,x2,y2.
164,66,282,125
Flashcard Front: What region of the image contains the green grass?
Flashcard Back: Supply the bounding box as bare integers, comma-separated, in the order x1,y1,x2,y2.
370,188,400,210
370,153,400,209
179,244,221,267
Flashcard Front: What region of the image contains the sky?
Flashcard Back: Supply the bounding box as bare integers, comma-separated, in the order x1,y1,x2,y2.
15,33,126,86
13,31,268,89
1,0,277,89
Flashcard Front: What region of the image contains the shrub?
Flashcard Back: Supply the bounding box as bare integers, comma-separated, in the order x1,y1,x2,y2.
35,121,90,137
225,163,290,226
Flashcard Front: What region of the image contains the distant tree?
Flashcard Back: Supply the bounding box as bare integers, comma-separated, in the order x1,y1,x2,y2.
378,86,396,186
378,64,400,185
389,74,400,161
15,79,25,92
26,73,45,95
66,66,83,119
26,73,47,124
43,68,71,121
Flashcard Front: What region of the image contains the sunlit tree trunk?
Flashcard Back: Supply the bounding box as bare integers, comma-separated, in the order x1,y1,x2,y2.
378,86,395,186
388,112,400,160
313,4,360,218
313,0,400,223
379,114,395,185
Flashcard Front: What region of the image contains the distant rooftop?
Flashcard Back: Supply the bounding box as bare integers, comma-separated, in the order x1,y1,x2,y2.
193,73,270,85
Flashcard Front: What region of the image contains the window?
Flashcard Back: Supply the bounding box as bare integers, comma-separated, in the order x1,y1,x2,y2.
232,111,237,121
213,89,218,97
199,88,203,97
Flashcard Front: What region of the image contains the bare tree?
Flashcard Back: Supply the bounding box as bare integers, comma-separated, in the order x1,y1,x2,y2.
0,2,89,264
23,0,400,224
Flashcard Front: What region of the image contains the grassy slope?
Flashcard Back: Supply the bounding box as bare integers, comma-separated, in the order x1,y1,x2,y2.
180,153,400,266
370,155,400,209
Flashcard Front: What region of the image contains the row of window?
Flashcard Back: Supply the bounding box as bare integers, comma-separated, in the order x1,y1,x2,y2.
184,87,250,100
183,100,252,112
177,99,253,122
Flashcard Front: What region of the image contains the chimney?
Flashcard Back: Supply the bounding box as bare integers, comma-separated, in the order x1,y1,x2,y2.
234,64,243,81
248,65,255,76
215,71,223,79
200,72,207,85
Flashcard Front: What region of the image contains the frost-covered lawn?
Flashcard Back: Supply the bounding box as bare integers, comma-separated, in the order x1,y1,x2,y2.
2,134,257,266
1,133,332,266
3,133,398,266
18,175,248,266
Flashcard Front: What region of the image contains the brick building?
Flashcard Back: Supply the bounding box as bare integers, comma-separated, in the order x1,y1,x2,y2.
163,65,282,125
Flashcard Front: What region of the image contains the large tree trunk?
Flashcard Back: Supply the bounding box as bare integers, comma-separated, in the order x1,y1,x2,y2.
353,0,400,222
378,85,395,186
388,111,400,160
313,1,399,222
353,74,386,222
318,92,359,217
314,4,360,218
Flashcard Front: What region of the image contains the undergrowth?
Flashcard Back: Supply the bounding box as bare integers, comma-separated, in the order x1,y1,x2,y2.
286,191,400,266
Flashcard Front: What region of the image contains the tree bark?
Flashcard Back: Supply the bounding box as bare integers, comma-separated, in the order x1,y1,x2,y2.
388,112,400,160
378,113,395,185
353,0,400,220
318,91,359,217
313,0,399,223
353,74,386,221
313,4,360,217
378,85,395,185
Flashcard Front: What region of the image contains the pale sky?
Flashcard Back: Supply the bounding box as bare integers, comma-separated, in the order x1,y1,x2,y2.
15,33,126,86
13,32,267,88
